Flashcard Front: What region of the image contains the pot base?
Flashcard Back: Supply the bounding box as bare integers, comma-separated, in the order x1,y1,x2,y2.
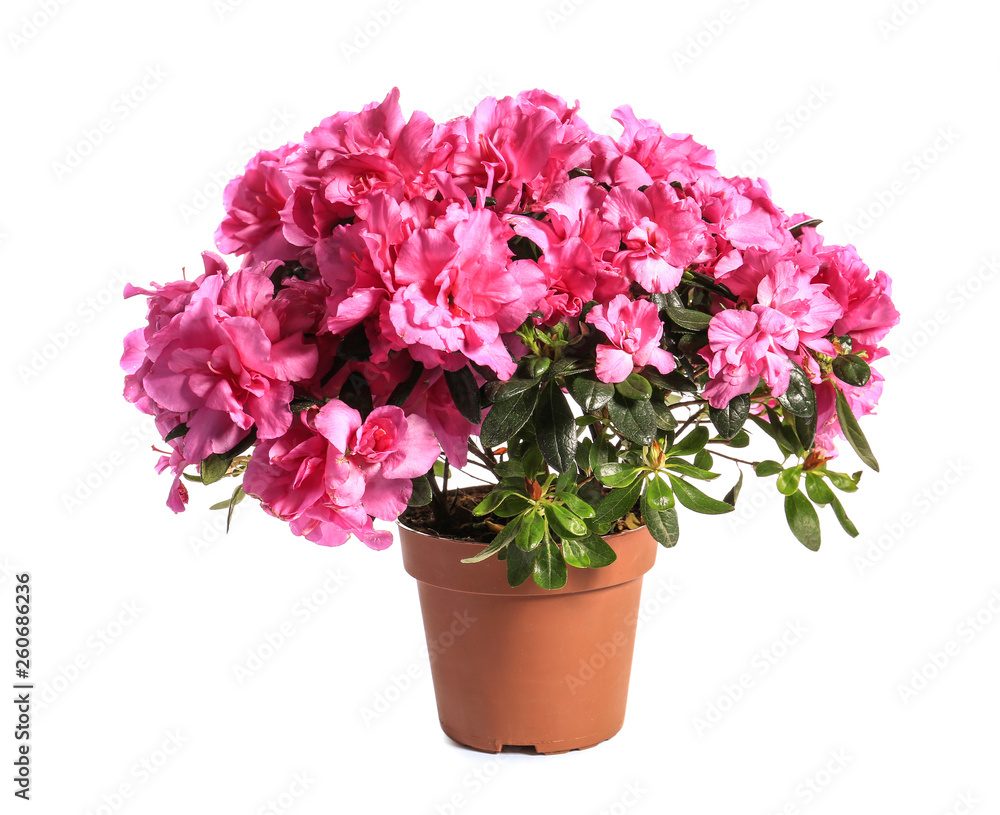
441,723,623,754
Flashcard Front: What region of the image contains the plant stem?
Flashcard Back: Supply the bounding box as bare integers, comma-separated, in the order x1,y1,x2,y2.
674,406,706,438
709,449,758,467
467,442,498,475
428,460,450,527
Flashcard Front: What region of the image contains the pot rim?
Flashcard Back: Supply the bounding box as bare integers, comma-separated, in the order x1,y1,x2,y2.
397,521,658,597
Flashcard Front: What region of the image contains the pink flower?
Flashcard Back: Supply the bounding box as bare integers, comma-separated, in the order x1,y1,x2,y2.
430,90,593,209
693,175,790,254
244,400,440,550
215,143,300,264
702,307,798,408
591,105,719,188
386,203,545,377
244,412,381,548
811,243,900,350
362,356,478,467
601,182,711,293
132,265,319,464
280,88,435,248
508,177,624,323
586,295,675,383
755,260,843,356
315,401,440,521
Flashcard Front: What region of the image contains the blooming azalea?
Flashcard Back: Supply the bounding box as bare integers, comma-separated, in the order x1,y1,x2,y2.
123,89,898,556
602,181,712,293
586,294,675,383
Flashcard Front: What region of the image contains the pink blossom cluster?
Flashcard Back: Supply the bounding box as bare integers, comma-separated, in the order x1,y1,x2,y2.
123,88,898,547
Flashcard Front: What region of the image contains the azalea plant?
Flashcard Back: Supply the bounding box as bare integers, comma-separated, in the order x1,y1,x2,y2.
122,89,899,589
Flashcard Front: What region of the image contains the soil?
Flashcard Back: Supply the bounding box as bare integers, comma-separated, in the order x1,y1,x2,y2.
399,485,642,542
400,485,498,542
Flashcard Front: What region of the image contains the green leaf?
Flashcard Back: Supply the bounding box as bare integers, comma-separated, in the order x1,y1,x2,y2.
462,520,519,564
408,475,432,507
387,361,425,408
642,490,680,547
533,539,568,590
595,463,642,488
494,494,533,518
575,437,593,473
784,490,821,551
649,399,679,430
527,356,552,379
766,408,799,456
164,423,189,442
793,409,817,453
556,491,596,519
835,389,880,472
591,479,643,534
555,469,576,493
828,493,860,537
544,503,588,538
289,394,323,413
226,485,245,532
517,512,546,551
832,354,872,387
827,470,861,492
569,376,615,413
665,302,712,330
484,376,540,403
669,426,709,457
777,466,802,496
563,533,618,568
708,393,750,440
663,457,719,480
506,531,537,585
646,370,699,394
754,460,783,477
443,366,482,425
200,454,230,486
493,459,524,478
606,393,657,445
645,475,675,510
515,514,534,551
589,436,612,474
789,217,823,237
522,446,546,481
777,363,817,419
724,470,744,506
804,471,835,505
472,488,515,516
616,373,652,401
335,324,371,361
339,371,374,416
694,449,714,471
727,429,751,448
535,383,578,473
480,385,539,448
548,358,591,379
667,475,734,515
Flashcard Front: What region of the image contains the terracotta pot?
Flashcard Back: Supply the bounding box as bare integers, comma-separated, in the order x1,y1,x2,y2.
398,523,658,754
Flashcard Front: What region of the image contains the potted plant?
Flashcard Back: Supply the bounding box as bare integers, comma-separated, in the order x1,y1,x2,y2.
121,89,899,753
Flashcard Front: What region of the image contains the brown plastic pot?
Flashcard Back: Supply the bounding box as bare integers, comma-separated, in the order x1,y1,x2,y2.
398,523,658,754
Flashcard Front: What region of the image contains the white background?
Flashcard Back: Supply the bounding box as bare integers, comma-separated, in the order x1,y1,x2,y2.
2,0,998,812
